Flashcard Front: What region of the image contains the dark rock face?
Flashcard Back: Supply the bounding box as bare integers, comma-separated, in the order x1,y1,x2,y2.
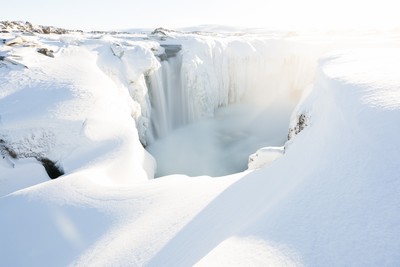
158,44,182,61
288,113,309,140
37,157,64,179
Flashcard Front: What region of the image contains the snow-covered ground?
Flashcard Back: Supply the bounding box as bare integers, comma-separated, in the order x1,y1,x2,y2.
1,22,400,266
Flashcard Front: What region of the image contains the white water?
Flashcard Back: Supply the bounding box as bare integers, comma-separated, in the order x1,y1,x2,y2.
146,54,187,143
145,38,320,176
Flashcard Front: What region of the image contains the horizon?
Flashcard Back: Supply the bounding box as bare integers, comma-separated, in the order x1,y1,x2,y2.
3,0,400,32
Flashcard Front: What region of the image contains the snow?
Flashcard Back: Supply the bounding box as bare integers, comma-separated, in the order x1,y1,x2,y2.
1,25,400,266
0,32,155,188
247,146,284,170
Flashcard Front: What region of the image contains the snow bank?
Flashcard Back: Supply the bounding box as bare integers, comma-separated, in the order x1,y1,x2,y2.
0,33,155,190
189,49,400,266
247,146,284,170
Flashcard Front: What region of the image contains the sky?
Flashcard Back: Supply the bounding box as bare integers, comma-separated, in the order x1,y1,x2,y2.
2,0,400,31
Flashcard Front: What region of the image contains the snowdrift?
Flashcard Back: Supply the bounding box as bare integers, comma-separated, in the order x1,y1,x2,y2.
0,31,158,192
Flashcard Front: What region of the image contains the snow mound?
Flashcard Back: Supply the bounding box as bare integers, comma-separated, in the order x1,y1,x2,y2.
247,146,284,170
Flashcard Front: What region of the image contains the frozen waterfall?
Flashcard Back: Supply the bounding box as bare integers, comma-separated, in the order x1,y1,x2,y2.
145,45,188,143
144,37,321,177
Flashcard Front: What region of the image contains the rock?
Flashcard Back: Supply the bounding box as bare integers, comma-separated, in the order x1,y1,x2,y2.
42,26,51,34
37,157,64,179
0,139,63,179
288,113,309,140
0,139,18,159
158,44,182,61
0,21,69,35
37,48,54,58
5,36,24,46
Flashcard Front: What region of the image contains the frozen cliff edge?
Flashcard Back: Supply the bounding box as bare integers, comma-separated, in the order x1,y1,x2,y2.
0,33,157,194
1,48,400,266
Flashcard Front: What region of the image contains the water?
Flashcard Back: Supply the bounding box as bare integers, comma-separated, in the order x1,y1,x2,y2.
147,103,292,177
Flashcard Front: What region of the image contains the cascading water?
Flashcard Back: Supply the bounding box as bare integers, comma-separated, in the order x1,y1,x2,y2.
144,37,320,177
145,45,188,143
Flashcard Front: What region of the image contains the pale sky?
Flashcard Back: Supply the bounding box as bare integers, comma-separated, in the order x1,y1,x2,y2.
2,0,400,31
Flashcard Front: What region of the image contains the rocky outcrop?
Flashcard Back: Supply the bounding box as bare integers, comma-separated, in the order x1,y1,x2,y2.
0,137,64,179
37,47,54,58
0,21,69,34
158,44,182,61
288,113,309,141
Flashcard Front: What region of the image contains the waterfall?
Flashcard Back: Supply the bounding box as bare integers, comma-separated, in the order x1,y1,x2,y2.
145,45,188,143
144,39,320,148
143,38,323,176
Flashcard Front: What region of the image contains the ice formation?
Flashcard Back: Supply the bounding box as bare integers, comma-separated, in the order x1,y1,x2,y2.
143,33,328,176
144,35,319,144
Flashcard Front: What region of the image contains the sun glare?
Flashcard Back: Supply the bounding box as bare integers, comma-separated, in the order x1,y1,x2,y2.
234,0,400,30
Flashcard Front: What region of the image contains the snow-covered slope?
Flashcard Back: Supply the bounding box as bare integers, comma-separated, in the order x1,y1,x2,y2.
0,30,157,193
1,23,400,266
193,49,400,266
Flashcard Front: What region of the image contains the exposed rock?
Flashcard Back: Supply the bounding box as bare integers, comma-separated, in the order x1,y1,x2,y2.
151,27,171,36
158,44,182,61
0,139,18,159
37,157,64,179
0,135,63,179
37,48,54,58
288,113,309,140
0,21,70,35
151,27,181,40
